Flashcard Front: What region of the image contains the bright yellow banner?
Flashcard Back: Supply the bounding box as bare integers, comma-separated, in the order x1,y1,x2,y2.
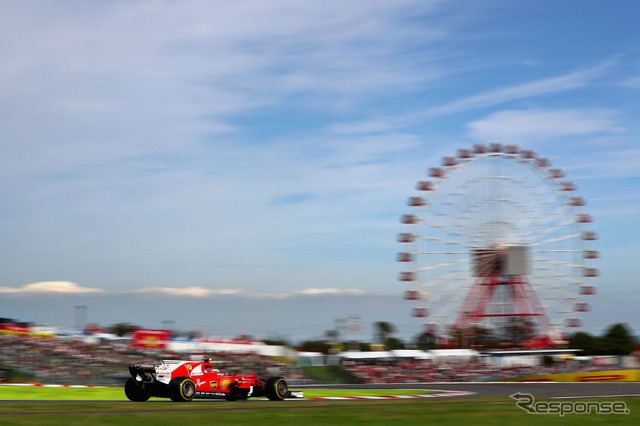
495,369,638,382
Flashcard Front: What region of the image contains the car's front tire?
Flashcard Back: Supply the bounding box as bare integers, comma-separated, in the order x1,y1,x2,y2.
265,376,288,401
169,377,196,402
124,378,150,402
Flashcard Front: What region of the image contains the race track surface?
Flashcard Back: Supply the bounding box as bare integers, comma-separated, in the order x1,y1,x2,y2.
298,382,640,400
2,382,638,404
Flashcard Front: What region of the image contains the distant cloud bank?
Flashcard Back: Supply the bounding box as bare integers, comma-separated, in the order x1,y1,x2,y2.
0,281,105,294
0,282,365,298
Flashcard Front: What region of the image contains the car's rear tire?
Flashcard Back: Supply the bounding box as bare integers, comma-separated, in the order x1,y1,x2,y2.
265,376,288,401
169,377,196,402
124,378,150,402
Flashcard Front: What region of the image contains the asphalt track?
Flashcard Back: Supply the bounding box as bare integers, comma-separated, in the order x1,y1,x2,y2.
298,382,640,399
2,382,639,405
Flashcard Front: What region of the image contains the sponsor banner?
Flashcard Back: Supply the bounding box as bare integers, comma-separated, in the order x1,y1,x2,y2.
495,369,639,382
0,324,32,334
131,329,171,349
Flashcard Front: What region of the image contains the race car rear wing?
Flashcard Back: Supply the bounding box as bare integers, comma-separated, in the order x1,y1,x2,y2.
129,365,156,383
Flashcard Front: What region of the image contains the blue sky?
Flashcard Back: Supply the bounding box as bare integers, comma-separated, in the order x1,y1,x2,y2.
0,1,638,341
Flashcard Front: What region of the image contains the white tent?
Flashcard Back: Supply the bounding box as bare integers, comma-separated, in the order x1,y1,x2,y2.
339,351,394,360
428,349,479,362
338,350,432,361
390,349,432,360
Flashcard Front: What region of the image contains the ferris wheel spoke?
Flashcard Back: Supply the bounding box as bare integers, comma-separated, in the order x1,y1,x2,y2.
418,265,467,309
528,269,579,325
415,263,470,290
521,194,571,232
450,175,536,201
423,276,472,323
414,233,471,248
414,257,471,272
533,264,585,286
422,270,471,299
531,249,585,253
530,215,578,243
513,194,560,234
532,266,578,296
414,251,469,255
429,294,465,324
412,266,471,322
533,256,586,270
460,197,539,245
529,232,583,246
418,209,475,243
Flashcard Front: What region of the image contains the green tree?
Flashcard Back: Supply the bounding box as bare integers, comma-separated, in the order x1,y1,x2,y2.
296,340,331,354
263,335,290,346
373,321,395,344
468,326,499,348
106,322,140,337
569,331,598,356
385,337,405,350
601,323,635,355
415,332,437,350
324,329,339,343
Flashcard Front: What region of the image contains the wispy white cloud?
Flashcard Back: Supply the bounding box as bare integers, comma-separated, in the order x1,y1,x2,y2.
417,60,615,119
234,288,367,299
130,287,242,297
619,75,640,88
0,281,105,294
298,288,365,296
329,60,616,135
0,2,636,306
467,108,622,142
0,0,452,181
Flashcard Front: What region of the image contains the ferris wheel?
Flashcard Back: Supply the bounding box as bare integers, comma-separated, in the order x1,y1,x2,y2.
398,143,598,346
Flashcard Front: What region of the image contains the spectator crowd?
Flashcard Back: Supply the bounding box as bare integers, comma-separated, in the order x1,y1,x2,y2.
0,332,633,386
342,358,631,383
0,332,310,386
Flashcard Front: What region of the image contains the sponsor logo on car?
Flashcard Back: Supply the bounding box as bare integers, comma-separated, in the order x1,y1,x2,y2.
196,391,227,398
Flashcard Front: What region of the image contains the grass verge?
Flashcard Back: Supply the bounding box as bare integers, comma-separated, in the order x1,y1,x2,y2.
0,386,441,401
0,399,637,425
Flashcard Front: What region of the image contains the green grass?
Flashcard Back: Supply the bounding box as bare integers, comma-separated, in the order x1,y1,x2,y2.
0,386,637,425
0,386,437,401
0,399,637,425
0,386,125,401
301,366,364,384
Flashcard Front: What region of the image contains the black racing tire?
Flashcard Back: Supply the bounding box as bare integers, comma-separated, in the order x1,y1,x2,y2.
225,384,238,402
265,376,288,401
169,377,196,402
124,378,150,402
226,388,248,401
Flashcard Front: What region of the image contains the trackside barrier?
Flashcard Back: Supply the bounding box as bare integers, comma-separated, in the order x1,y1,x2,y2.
493,369,639,382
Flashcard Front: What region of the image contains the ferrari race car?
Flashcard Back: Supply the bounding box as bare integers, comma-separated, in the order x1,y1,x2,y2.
125,359,298,402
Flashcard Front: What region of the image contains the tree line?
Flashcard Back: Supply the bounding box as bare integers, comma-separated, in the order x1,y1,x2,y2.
105,321,637,356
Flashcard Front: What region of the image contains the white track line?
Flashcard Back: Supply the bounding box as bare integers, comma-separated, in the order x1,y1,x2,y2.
552,394,640,399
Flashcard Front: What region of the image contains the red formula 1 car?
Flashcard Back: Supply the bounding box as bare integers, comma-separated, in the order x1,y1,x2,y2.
125,359,295,402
